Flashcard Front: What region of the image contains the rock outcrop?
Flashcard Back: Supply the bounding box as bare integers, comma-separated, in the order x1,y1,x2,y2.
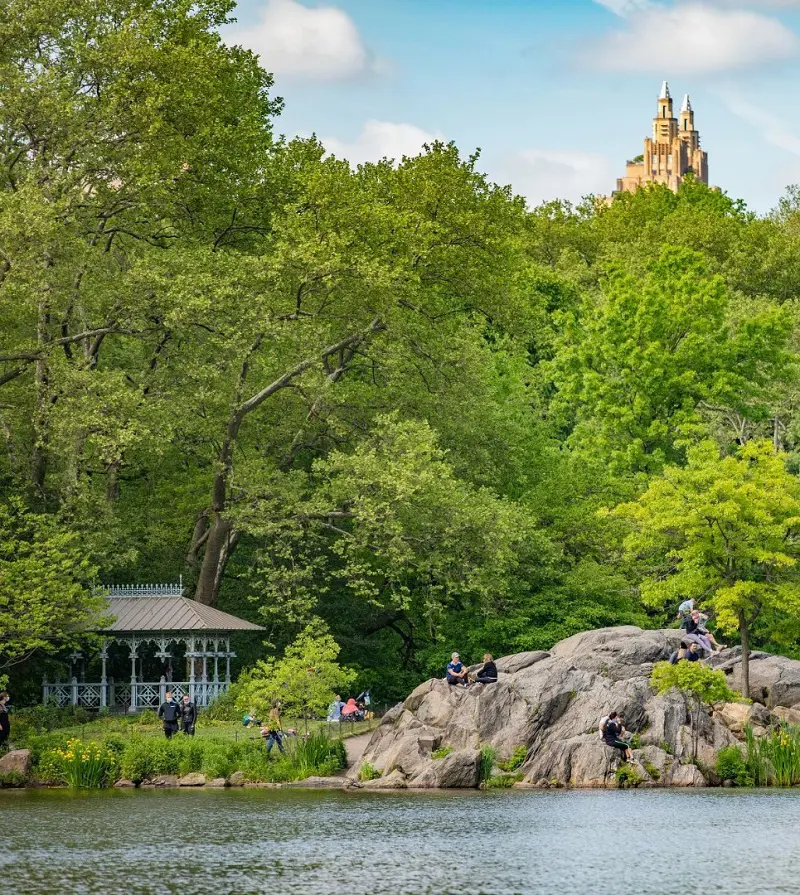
355,626,800,789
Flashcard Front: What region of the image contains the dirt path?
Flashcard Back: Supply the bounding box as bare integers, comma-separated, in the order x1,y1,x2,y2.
344,731,373,768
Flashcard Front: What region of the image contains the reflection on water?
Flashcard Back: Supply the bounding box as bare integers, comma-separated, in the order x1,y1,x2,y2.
2,788,800,895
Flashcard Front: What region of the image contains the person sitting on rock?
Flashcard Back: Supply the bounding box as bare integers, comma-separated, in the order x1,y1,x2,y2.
446,652,470,687
602,711,634,762
685,610,725,654
676,598,696,629
669,642,702,664
474,653,498,685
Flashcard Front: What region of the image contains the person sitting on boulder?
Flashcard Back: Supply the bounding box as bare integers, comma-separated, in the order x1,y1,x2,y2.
669,642,702,664
474,653,498,685
602,711,634,762
685,610,725,654
446,652,470,687
676,599,696,629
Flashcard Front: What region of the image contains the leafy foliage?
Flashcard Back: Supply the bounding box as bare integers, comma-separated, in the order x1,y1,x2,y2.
235,621,356,720
650,661,735,706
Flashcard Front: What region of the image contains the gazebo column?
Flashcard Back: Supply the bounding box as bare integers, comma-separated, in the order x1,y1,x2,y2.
128,638,139,713
213,636,220,685
187,637,196,703
100,640,109,709
225,637,233,684
156,638,173,705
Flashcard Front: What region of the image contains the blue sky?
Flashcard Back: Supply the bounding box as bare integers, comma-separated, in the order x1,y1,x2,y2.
225,0,800,212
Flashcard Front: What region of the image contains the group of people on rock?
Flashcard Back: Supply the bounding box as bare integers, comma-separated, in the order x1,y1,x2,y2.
326,692,372,723
670,599,726,663
445,652,498,687
157,690,197,738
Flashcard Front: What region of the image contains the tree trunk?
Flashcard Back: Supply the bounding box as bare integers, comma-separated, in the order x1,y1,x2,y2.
194,510,234,606
738,610,750,699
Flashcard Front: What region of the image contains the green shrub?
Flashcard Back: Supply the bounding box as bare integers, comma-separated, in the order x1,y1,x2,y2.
0,770,27,787
744,723,800,787
629,733,642,750
478,746,496,784
358,762,382,782
47,738,119,788
641,760,661,781
484,772,521,789
201,745,234,780
202,685,243,723
716,745,751,786
615,764,642,788
497,745,527,772
432,745,454,760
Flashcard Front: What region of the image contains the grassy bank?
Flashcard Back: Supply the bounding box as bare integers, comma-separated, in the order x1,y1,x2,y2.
1,705,370,788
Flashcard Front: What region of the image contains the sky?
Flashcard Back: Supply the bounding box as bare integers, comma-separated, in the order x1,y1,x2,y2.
224,0,800,213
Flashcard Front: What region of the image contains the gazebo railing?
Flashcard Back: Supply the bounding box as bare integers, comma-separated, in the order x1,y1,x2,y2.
43,679,229,710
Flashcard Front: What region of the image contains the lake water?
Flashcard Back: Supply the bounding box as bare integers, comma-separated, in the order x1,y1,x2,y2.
2,788,800,894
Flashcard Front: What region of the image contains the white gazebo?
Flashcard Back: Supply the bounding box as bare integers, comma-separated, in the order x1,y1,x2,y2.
42,582,264,711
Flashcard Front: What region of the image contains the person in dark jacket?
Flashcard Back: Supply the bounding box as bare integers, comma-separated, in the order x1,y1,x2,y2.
0,691,10,750
669,642,702,665
602,711,634,761
158,690,181,739
180,693,197,736
475,653,498,685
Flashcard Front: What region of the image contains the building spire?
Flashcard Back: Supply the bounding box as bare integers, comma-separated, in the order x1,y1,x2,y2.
681,94,692,112
660,80,670,100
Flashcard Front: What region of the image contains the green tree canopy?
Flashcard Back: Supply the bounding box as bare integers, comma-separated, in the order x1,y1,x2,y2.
0,499,104,669
614,441,800,696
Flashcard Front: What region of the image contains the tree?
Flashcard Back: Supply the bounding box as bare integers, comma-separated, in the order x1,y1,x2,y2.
614,441,800,697
0,499,104,669
236,620,356,724
651,660,735,758
549,247,793,475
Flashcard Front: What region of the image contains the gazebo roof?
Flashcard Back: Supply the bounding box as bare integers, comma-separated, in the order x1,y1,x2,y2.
99,584,264,633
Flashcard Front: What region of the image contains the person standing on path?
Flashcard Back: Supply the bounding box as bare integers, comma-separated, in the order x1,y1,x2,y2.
158,689,181,739
261,702,284,755
180,693,197,736
0,691,10,751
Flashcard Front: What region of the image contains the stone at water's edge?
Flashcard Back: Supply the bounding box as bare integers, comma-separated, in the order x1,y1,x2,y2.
0,749,31,779
354,626,800,789
178,773,206,787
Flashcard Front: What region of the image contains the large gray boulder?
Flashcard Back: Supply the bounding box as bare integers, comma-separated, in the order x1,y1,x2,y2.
355,626,800,789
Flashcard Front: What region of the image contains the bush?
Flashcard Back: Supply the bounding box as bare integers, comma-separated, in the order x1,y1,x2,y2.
497,745,527,772
716,745,751,786
484,772,521,788
745,723,800,786
202,685,243,723
47,738,119,788
615,764,642,788
0,770,27,787
478,746,496,784
432,745,454,760
358,762,382,782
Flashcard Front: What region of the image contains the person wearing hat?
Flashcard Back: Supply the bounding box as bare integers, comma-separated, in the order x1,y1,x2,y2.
446,652,469,687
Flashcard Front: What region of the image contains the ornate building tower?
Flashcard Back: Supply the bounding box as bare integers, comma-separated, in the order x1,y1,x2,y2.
616,82,708,193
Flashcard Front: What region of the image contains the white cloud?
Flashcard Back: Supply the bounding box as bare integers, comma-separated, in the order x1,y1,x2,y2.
722,94,800,154
498,150,615,207
594,0,653,15
321,121,442,166
589,3,799,72
226,0,374,81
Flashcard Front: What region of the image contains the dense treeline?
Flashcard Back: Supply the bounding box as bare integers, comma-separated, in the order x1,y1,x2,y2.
3,0,800,701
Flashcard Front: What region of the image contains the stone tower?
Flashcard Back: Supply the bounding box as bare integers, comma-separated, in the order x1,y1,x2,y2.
616,82,708,194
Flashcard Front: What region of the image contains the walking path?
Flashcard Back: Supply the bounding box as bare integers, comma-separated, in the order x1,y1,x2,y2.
344,731,372,768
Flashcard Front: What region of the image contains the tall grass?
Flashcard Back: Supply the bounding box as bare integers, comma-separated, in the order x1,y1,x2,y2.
745,724,800,786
